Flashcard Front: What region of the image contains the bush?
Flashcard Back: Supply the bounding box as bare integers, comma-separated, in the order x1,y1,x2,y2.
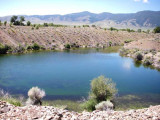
124,39,133,43
90,76,117,102
43,23,48,27
153,26,160,33
135,52,143,61
35,25,39,29
0,43,11,54
64,44,71,49
27,21,31,26
32,43,41,50
143,59,152,66
26,86,45,105
83,76,117,111
95,100,113,111
82,99,97,111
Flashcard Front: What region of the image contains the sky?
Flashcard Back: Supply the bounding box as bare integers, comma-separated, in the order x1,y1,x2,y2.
0,0,160,17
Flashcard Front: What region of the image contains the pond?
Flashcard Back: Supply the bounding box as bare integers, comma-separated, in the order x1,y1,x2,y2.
0,47,160,105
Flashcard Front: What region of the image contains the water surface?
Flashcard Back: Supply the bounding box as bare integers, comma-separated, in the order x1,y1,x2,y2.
0,48,160,102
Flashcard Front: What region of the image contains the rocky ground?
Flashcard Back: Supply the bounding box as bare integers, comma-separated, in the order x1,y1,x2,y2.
0,100,160,120
0,26,160,50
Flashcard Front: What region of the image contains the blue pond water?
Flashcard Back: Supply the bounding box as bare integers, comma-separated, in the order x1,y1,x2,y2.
0,48,160,100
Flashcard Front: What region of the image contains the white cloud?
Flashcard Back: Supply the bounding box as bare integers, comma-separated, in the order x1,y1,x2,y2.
134,0,148,3
143,0,148,3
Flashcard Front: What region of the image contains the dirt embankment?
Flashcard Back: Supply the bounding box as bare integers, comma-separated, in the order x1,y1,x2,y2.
0,101,160,120
0,26,159,50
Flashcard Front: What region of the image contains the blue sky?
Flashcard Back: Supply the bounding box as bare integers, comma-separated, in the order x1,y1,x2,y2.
0,0,160,16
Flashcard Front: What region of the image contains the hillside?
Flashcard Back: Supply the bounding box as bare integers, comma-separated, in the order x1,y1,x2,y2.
1,11,160,29
1,26,160,52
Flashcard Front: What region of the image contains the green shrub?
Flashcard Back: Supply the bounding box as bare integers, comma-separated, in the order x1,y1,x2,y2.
43,23,48,27
153,26,160,33
27,21,31,26
135,52,143,61
82,99,97,111
124,39,133,43
64,44,71,49
83,76,117,111
90,76,117,101
32,43,41,50
143,59,152,66
35,25,39,29
0,43,11,54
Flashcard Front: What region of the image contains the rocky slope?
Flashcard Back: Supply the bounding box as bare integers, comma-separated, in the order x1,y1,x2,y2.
0,101,160,120
0,26,159,50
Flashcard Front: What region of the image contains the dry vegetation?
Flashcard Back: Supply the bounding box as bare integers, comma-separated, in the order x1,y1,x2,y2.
0,26,160,51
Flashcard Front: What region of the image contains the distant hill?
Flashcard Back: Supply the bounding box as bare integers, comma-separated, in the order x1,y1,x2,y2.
0,11,160,29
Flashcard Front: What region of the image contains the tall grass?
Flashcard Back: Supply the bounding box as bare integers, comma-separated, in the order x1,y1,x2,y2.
0,89,23,106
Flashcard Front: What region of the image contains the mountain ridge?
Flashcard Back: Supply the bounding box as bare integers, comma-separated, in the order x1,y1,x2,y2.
0,10,160,29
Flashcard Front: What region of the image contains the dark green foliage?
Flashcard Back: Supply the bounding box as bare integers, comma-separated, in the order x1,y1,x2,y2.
0,43,11,54
135,52,143,61
64,44,71,49
10,16,20,25
27,21,31,26
20,16,25,25
109,27,117,31
83,25,90,27
10,16,18,24
124,39,133,43
153,26,160,33
43,23,48,27
32,43,41,50
4,21,7,26
10,16,25,26
0,20,2,26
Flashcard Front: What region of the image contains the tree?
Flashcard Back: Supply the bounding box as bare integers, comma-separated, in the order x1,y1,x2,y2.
27,21,31,26
10,16,18,24
4,21,7,26
153,26,160,33
0,20,1,26
20,16,25,25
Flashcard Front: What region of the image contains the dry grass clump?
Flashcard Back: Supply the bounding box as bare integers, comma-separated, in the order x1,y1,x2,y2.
26,86,45,105
95,100,113,111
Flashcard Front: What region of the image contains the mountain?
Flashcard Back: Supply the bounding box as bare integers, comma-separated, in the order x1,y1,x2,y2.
0,11,160,29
